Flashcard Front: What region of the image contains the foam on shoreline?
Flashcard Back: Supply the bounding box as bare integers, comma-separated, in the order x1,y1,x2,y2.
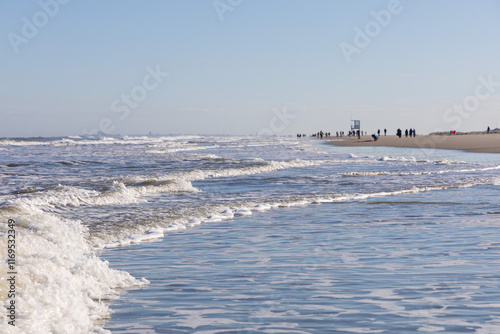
0,203,148,333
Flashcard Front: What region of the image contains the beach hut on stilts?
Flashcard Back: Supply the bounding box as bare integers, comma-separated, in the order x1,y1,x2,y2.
351,119,361,139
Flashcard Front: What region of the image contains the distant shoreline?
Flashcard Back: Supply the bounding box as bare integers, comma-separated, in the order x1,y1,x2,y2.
326,133,500,153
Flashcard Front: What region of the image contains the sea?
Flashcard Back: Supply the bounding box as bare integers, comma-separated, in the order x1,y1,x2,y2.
1,135,500,334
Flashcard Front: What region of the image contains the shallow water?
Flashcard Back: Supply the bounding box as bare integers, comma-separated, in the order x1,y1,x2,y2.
103,186,500,333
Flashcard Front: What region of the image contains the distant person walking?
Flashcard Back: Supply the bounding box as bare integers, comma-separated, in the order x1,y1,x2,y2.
487,126,490,133
397,129,402,138
405,129,408,138
384,129,387,136
377,129,380,136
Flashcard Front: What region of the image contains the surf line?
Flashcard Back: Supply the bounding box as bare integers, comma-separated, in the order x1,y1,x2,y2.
6,219,17,326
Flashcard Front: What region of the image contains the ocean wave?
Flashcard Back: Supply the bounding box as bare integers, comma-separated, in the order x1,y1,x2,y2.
3,159,314,210
0,203,148,333
0,139,46,146
434,159,465,165
145,145,220,154
8,180,199,209
339,165,500,177
378,156,417,162
90,181,487,249
0,135,204,148
123,159,318,185
377,156,468,165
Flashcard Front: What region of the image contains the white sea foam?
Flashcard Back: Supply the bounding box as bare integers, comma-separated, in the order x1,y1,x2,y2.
253,203,272,211
342,328,385,333
435,159,456,165
379,156,417,162
90,181,485,250
0,139,46,146
0,135,205,148
0,203,147,333
10,180,199,209
104,227,166,248
339,164,500,177
417,325,446,332
4,158,316,212
121,159,317,185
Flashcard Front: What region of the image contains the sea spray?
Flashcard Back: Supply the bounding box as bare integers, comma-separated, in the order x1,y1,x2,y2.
0,203,148,333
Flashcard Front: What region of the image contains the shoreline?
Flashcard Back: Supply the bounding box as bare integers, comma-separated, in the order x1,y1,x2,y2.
326,133,500,153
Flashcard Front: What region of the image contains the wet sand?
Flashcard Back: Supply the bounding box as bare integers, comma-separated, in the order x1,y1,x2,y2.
327,134,500,153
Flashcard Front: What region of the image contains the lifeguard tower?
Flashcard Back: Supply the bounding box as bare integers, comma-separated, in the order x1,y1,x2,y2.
351,120,361,139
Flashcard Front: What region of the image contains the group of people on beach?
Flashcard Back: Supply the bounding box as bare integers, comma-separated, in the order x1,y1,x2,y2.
303,131,332,138
297,132,331,138
296,128,417,140
396,128,416,138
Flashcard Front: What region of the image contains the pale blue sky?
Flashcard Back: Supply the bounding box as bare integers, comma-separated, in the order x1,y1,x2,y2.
1,0,499,137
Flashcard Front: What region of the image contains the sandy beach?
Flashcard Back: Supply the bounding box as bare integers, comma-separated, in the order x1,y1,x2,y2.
327,133,500,153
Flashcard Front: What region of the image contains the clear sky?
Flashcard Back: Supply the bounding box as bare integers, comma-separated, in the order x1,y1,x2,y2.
1,0,500,137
